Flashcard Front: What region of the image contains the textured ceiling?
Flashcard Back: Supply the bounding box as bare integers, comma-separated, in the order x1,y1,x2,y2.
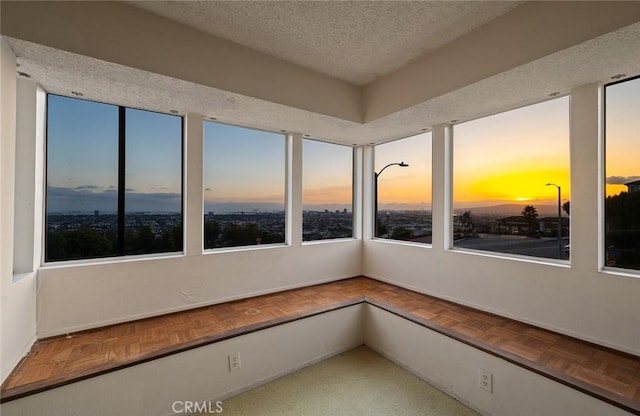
5,1,640,146
8,20,640,146
127,0,521,85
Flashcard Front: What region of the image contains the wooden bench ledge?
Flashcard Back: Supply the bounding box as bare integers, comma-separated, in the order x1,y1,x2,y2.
2,277,639,415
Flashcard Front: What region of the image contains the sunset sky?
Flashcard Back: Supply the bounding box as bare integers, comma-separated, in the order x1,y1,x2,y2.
204,122,285,213
605,76,640,197
48,75,638,214
303,139,353,211
375,132,432,211
454,96,571,209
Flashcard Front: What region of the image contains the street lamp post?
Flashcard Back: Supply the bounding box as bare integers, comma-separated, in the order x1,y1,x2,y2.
546,183,563,259
375,162,409,237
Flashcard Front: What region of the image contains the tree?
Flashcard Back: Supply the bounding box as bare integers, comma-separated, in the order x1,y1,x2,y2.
391,227,414,241
562,201,570,216
521,205,538,225
204,220,221,248
460,211,473,227
605,191,640,269
47,227,115,261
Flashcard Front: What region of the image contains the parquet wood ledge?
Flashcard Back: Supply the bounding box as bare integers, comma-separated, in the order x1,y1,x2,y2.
2,276,639,415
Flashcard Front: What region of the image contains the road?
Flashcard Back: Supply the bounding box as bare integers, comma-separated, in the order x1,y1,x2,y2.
455,234,569,260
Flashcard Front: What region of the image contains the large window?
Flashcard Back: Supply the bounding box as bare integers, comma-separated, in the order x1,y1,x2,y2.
374,132,432,243
303,139,353,241
204,122,286,249
452,97,570,260
46,95,183,262
605,75,640,271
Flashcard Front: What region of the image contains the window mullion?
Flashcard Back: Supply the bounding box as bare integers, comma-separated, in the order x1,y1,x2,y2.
117,106,126,256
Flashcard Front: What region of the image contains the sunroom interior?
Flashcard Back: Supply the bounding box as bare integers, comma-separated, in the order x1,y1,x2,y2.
1,1,639,415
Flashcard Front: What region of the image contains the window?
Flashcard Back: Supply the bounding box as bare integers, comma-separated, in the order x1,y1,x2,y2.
374,132,432,243
452,97,570,260
303,139,353,241
203,122,286,249
605,75,640,271
46,95,183,262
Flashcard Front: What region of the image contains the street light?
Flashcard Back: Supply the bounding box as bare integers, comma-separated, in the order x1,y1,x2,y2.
546,183,563,259
375,162,409,237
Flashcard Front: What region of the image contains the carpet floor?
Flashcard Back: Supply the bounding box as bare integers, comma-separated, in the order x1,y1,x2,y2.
213,346,479,416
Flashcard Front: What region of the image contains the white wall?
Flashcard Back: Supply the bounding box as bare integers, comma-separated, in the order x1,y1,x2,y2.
363,305,633,416
38,241,362,337
364,83,640,356
0,39,37,384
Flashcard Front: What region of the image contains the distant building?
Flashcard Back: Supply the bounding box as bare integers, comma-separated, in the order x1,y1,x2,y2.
94,210,99,217
497,216,530,235
625,179,640,193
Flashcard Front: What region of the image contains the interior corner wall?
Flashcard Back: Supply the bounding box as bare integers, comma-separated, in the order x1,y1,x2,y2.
1,38,37,384
363,83,640,356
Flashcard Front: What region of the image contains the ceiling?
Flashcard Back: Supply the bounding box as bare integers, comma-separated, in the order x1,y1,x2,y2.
4,1,640,146
127,1,521,86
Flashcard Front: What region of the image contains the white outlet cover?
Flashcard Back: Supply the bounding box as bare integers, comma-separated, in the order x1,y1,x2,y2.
479,368,493,393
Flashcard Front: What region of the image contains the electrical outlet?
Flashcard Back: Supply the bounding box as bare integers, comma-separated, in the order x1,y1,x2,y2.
229,352,241,372
479,368,493,393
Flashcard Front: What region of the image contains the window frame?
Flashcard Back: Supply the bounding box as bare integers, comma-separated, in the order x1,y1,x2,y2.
301,138,356,243
602,74,640,275
202,120,288,251
373,131,433,246
449,95,572,264
44,94,185,264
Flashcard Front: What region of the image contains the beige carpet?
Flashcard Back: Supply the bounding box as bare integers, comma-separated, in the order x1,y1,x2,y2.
214,346,479,415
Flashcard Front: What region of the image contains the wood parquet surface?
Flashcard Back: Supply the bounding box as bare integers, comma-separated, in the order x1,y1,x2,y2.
1,276,639,414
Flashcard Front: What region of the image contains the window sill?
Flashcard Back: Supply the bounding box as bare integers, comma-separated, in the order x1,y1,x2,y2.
202,242,288,255
369,238,432,248
450,247,571,268
302,237,358,246
39,252,185,270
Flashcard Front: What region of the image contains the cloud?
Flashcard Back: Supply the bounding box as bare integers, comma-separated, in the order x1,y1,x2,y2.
47,186,181,213
75,185,99,190
606,176,640,185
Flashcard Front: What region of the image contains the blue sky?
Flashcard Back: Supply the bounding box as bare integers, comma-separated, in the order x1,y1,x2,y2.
47,95,182,213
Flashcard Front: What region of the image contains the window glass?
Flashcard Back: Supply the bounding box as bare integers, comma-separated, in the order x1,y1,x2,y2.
374,132,432,243
125,108,183,255
605,76,640,271
46,95,119,261
204,122,286,249
453,97,570,260
303,139,353,241
45,95,183,262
